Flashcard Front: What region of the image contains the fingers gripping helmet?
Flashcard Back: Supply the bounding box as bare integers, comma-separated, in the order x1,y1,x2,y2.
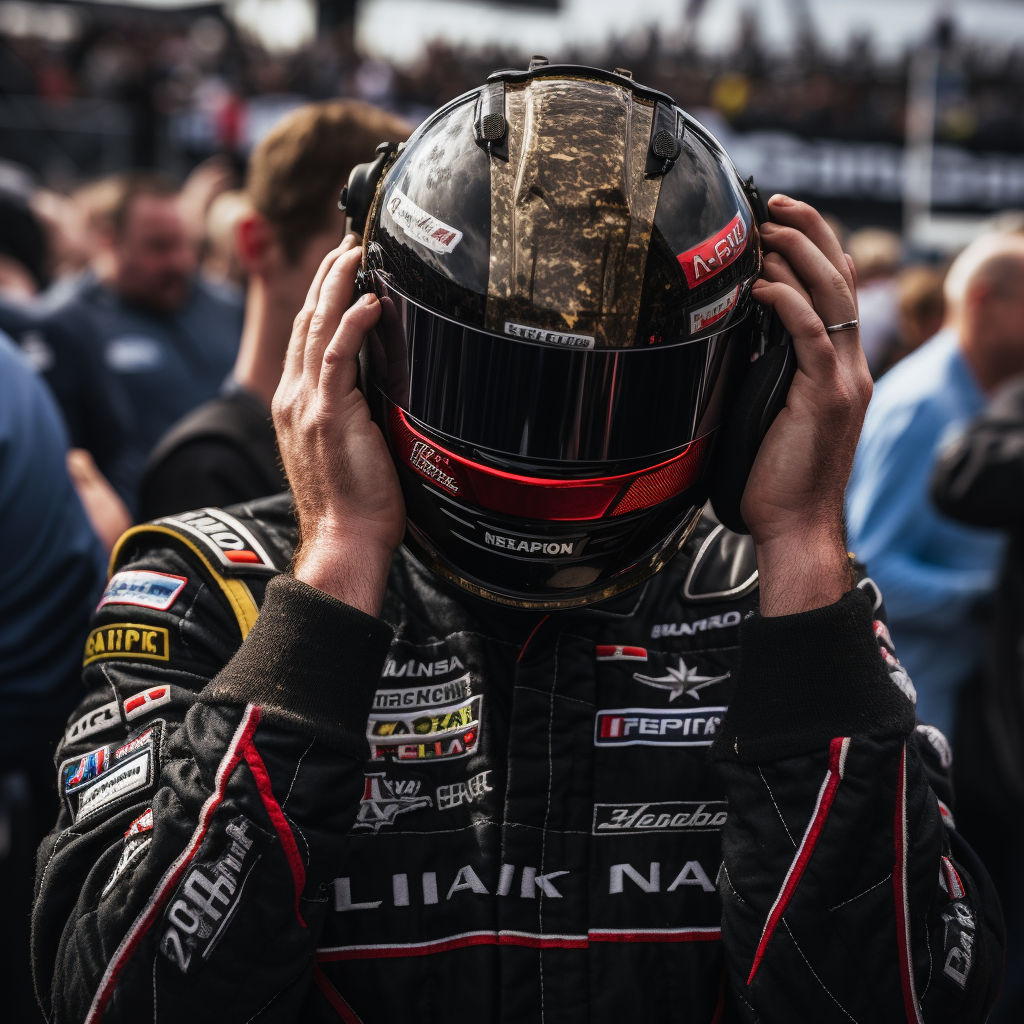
349,63,788,609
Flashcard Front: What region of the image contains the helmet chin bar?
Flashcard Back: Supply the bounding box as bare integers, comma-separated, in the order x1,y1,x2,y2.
402,504,706,611
378,395,710,608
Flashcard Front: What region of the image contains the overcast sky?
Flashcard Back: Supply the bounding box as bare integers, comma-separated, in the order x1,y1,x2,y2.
354,0,1024,66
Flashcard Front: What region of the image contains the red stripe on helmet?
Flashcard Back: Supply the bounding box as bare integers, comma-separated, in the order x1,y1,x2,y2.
388,406,705,521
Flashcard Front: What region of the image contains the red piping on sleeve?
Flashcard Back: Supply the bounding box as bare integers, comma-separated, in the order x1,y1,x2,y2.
84,705,262,1024
242,736,307,927
894,743,926,1024
747,735,850,986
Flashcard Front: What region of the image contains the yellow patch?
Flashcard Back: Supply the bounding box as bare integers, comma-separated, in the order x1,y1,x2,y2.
84,623,170,667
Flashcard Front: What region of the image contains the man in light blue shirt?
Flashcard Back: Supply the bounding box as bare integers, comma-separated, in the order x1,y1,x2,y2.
848,233,1024,738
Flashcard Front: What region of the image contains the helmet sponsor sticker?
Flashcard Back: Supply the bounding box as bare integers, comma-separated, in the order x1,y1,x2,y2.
386,187,463,254
368,695,482,762
485,531,580,557
503,321,596,350
160,816,270,974
84,623,169,667
632,656,731,701
98,570,187,612
354,773,432,832
594,706,726,747
156,508,277,572
676,210,748,288
689,284,740,334
64,699,120,745
596,645,648,662
124,685,172,722
593,800,727,835
374,672,471,710
409,440,460,494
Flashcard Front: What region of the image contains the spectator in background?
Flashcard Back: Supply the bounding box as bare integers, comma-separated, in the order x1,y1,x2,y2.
879,264,947,373
139,100,409,519
846,226,902,377
54,171,244,496
0,332,106,1021
931,373,1024,1024
200,188,250,302
846,232,1024,740
0,183,136,531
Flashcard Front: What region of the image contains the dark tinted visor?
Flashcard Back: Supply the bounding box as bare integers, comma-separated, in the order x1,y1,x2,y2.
365,277,754,463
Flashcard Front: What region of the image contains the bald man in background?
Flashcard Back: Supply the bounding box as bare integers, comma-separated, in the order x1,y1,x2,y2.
847,232,1024,741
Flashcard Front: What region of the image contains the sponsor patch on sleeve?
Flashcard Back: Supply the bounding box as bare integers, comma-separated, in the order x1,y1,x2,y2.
594,707,726,747
386,187,463,254
102,807,156,897
59,729,157,823
123,685,173,722
64,699,120,745
160,815,269,974
156,508,278,573
84,624,169,667
98,570,187,612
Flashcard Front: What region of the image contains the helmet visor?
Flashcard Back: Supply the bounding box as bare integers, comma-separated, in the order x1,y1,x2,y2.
364,275,754,463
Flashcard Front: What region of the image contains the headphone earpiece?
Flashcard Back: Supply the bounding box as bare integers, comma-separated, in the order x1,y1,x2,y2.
708,307,796,536
340,141,402,236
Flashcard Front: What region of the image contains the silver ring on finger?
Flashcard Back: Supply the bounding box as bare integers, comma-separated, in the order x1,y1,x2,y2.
824,318,859,334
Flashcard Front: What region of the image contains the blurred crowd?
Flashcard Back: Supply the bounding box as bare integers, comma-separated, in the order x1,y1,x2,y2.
7,7,1024,1023
3,5,1024,186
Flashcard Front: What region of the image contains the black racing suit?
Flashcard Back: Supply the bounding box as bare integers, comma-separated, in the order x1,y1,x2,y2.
32,494,1004,1023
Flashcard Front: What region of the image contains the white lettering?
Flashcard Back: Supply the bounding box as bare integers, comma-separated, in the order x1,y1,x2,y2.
667,861,716,892
609,862,660,894
333,877,382,912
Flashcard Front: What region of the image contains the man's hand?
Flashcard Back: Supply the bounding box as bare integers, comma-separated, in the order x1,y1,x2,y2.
273,240,405,616
742,196,872,617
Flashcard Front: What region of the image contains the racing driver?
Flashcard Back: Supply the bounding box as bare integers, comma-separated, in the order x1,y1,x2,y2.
33,65,1002,1023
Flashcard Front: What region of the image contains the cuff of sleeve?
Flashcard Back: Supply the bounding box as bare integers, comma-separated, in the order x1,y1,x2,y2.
709,586,915,764
201,574,394,757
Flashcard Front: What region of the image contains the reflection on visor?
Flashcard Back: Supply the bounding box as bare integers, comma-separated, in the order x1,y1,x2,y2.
388,406,708,521
366,278,750,462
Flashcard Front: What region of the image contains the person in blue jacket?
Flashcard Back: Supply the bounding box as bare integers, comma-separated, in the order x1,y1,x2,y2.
847,232,1024,739
0,331,106,1020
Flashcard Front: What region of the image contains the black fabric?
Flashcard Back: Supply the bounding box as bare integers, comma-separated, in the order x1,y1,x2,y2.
204,575,394,756
711,586,916,763
139,390,287,520
31,498,1003,1023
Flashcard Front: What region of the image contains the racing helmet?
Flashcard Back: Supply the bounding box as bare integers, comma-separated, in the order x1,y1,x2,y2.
346,61,791,609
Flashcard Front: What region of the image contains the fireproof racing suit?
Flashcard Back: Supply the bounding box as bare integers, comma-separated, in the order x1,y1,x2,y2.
32,494,1003,1023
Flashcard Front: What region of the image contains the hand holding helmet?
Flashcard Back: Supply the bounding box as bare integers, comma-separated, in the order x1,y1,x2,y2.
273,241,405,615
741,195,871,616
275,64,872,617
